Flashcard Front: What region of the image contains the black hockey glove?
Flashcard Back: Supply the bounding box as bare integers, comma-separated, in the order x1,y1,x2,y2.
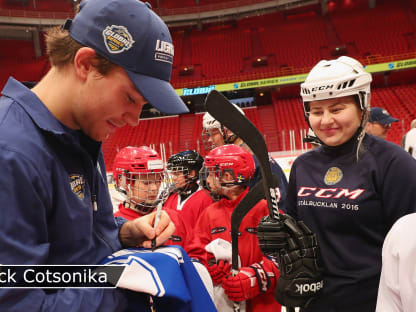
257,214,323,308
257,214,291,255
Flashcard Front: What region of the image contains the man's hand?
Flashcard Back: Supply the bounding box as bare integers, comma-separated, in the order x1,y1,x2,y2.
222,263,272,302
119,210,175,248
207,260,231,285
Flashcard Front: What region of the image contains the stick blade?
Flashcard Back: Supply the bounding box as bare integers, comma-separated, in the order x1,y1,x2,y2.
205,90,280,219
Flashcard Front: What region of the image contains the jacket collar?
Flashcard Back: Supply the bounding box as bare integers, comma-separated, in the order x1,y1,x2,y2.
2,77,73,135
2,77,101,161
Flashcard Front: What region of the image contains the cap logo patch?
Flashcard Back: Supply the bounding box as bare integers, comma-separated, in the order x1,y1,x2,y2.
155,39,174,64
102,25,135,54
324,167,343,186
70,174,85,200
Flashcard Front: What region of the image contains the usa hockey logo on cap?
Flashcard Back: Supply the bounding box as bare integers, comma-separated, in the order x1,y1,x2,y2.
102,25,135,54
324,167,343,186
70,174,85,200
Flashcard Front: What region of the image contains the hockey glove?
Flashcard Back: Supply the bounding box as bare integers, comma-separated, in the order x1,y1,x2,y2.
274,215,324,308
222,262,273,302
257,214,291,256
207,260,231,285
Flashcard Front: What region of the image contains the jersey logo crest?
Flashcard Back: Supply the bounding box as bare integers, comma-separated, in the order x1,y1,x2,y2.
211,227,226,235
245,227,257,234
324,167,343,185
169,235,182,242
102,25,135,54
69,174,85,200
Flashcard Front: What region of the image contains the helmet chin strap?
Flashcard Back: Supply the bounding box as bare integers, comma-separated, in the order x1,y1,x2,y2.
219,183,248,200
351,93,368,145
125,184,156,215
124,199,155,215
176,180,198,196
223,127,239,144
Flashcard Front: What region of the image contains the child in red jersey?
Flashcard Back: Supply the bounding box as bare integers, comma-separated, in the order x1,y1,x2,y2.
187,144,281,312
164,150,214,234
112,146,188,247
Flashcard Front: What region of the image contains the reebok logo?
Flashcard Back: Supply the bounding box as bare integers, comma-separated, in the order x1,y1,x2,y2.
295,280,323,295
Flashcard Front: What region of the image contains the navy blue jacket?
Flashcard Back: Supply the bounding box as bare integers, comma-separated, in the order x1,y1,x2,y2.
0,78,128,311
286,134,416,311
251,155,288,210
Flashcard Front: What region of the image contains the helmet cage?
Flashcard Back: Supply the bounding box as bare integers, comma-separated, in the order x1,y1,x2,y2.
202,106,245,151
167,165,194,193
124,171,165,215
204,145,254,182
166,150,203,192
201,126,227,151
200,165,246,194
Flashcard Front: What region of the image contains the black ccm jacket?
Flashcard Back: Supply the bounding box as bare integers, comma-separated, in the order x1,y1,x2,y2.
285,134,416,311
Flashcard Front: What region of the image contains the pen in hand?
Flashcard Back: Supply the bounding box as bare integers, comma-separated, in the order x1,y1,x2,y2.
151,201,163,251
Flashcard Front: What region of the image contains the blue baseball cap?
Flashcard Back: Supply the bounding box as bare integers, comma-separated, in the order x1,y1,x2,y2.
369,107,398,125
63,0,188,114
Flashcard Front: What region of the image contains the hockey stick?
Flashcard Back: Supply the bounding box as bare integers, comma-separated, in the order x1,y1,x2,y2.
231,177,278,312
206,90,296,312
231,177,277,273
204,90,281,220
230,180,265,312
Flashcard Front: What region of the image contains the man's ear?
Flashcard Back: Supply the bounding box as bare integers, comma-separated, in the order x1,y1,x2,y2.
221,171,234,183
224,128,235,139
189,170,196,178
73,47,98,81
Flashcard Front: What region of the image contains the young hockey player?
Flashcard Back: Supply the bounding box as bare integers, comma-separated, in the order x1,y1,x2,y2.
257,56,416,311
112,146,216,307
201,108,288,209
163,150,213,231
113,146,189,247
187,144,281,312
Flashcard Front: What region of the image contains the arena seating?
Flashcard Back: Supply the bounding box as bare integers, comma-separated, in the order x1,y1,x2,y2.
0,0,73,12
2,1,415,88
330,2,414,58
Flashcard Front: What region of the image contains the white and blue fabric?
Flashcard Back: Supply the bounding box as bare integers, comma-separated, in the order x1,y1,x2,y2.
101,245,216,312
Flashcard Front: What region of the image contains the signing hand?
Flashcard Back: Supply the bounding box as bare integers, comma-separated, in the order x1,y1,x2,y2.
119,210,175,248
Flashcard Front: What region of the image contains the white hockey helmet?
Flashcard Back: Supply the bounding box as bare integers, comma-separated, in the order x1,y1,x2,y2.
202,112,222,131
202,104,245,150
301,56,372,116
202,104,245,132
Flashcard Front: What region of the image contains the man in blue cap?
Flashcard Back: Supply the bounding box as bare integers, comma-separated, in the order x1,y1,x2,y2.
365,107,398,140
0,0,189,310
